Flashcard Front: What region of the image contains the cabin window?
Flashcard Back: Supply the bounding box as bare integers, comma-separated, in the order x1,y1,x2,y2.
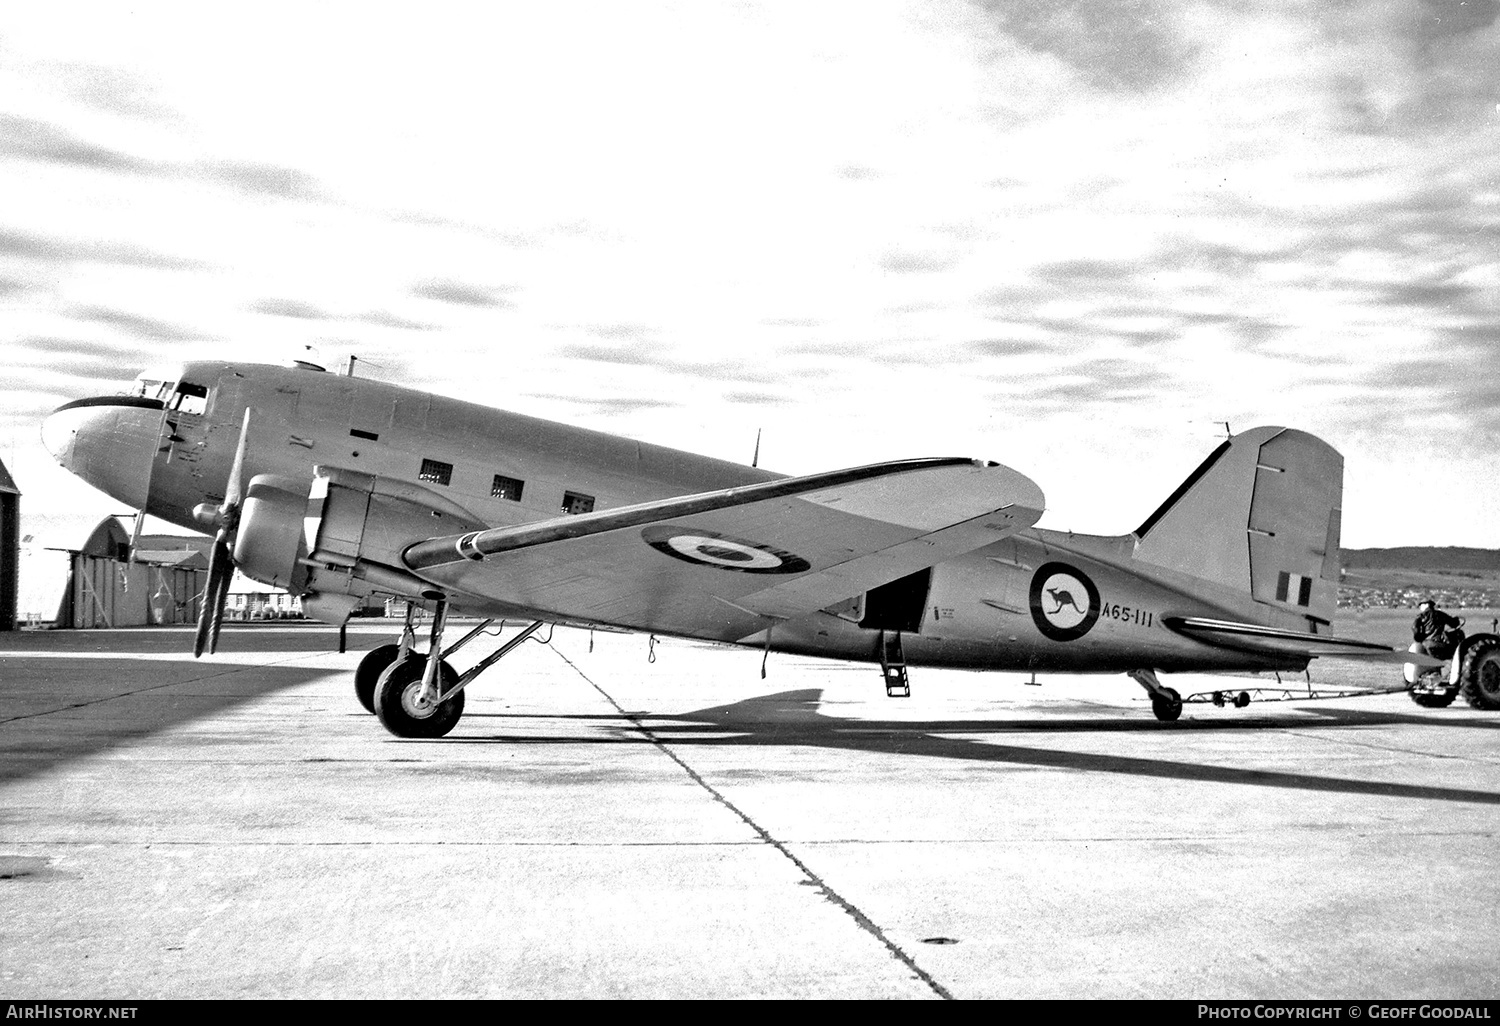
170,382,209,416
492,475,524,501
419,458,453,486
350,428,379,441
561,491,595,515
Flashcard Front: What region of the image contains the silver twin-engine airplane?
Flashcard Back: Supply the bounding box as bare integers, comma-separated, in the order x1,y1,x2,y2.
42,359,1499,738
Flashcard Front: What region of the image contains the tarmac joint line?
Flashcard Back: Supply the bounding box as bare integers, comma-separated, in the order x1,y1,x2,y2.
548,645,954,1001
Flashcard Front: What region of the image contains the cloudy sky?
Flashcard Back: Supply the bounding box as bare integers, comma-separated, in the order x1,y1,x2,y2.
2,0,1497,548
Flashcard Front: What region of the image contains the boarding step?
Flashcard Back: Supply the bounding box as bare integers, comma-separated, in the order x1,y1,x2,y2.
880,630,910,698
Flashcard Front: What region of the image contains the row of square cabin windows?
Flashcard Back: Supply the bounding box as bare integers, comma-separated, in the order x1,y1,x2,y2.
417,459,594,515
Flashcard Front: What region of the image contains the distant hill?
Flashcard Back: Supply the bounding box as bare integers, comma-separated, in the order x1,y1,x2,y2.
1341,547,1500,572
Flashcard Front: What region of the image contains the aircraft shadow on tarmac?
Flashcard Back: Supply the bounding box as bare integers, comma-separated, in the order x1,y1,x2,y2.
0,655,342,786
459,688,1500,808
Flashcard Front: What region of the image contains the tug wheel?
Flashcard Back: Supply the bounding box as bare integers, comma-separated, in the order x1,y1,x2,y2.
354,644,405,714
1458,637,1500,710
374,657,464,738
1151,687,1183,722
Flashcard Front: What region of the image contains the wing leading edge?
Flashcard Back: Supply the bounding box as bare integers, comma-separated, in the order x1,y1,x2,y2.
402,457,1045,641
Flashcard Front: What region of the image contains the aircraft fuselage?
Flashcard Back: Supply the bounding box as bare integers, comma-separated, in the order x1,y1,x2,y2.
44,360,1312,676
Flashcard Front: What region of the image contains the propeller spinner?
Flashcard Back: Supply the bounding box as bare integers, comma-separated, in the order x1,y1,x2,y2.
193,409,252,657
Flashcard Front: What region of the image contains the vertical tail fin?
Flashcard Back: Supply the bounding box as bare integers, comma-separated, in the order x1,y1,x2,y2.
1132,427,1343,625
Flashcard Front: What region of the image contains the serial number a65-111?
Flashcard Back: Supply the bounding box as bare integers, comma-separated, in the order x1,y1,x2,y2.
1102,603,1153,627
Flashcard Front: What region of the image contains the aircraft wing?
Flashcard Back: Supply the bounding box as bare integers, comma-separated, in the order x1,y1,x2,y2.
1162,616,1442,667
399,457,1044,641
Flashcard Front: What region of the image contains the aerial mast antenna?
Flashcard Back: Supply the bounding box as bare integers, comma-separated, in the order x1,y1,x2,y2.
752,428,762,468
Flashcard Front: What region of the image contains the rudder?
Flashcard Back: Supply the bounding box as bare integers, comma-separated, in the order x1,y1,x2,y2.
1132,427,1343,625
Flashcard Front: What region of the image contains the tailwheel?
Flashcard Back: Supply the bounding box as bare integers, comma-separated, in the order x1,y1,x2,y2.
374,656,463,738
1128,668,1183,722
354,644,405,714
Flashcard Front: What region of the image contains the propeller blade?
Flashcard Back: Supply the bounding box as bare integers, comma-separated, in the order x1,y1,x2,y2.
224,407,252,509
193,536,231,657
208,532,231,654
193,408,253,657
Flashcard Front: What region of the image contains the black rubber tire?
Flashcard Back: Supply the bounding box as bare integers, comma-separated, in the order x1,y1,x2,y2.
354,644,404,714
374,657,464,738
1409,688,1458,708
1458,636,1500,710
1151,687,1182,722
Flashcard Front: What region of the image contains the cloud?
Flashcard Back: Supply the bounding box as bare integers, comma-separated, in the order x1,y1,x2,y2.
0,227,203,269
879,250,961,274
966,338,1059,358
585,396,681,414
526,392,679,415
588,323,655,341
666,357,783,385
721,390,787,405
0,114,146,173
17,337,146,381
252,299,327,320
412,279,513,307
1372,280,1483,311
1415,0,1500,45
70,306,195,341
199,160,323,200
61,62,173,121
557,342,660,366
1033,258,1140,286
359,310,437,331
969,0,1197,92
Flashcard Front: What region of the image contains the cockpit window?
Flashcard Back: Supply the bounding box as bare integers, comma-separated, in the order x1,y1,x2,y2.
170,382,210,416
134,379,176,401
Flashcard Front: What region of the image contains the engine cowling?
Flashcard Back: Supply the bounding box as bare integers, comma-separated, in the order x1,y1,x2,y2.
232,466,490,623
234,474,311,592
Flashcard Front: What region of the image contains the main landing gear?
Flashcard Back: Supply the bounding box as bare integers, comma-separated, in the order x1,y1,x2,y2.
1128,668,1183,722
355,599,547,739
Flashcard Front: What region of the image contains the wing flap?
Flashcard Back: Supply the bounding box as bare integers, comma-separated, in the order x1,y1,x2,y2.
404,457,1044,639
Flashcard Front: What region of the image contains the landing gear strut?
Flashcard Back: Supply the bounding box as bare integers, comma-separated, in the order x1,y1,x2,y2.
1129,668,1182,722
354,603,419,713
366,597,548,739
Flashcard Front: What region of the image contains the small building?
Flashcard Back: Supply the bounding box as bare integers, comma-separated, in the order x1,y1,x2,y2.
227,569,304,620
19,515,208,628
0,457,17,631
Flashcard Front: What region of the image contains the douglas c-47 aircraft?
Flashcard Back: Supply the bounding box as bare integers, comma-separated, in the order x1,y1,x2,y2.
42,360,1500,737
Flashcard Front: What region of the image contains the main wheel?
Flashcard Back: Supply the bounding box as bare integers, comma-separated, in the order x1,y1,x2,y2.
374,657,464,738
1458,637,1500,710
354,644,405,714
1151,687,1182,722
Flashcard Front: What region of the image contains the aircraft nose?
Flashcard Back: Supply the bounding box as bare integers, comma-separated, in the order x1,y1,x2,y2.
42,399,162,510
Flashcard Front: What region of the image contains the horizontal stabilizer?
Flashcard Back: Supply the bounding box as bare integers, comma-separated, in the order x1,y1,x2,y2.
1163,616,1441,667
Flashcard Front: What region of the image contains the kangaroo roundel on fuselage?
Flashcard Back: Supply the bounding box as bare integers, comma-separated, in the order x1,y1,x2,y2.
1029,562,1101,641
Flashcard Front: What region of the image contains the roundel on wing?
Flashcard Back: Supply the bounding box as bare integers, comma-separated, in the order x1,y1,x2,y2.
1028,561,1101,642
641,525,811,574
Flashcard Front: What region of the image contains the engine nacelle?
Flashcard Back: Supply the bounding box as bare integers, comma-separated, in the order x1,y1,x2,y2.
235,474,311,592
232,467,488,622
297,466,489,613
